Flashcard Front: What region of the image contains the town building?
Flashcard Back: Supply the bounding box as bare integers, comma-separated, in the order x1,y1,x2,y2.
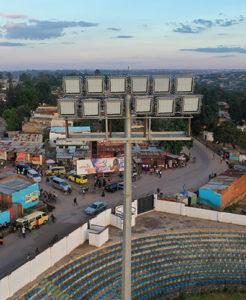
0,173,40,224
199,170,246,209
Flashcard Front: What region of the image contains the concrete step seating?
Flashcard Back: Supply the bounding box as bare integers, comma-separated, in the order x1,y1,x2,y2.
22,230,246,300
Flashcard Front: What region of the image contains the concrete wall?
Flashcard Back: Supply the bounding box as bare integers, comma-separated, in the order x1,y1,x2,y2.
198,188,221,208
155,198,246,226
88,228,109,247
0,210,10,225
12,183,40,209
221,173,246,209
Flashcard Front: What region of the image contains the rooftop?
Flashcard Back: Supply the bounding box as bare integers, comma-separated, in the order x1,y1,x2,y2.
0,175,33,195
200,170,246,193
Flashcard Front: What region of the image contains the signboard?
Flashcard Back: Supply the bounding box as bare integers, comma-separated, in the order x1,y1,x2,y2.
77,157,125,175
0,151,6,160
25,191,39,203
16,152,29,161
60,100,76,115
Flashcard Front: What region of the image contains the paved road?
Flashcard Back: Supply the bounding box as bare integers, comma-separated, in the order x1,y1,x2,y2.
0,139,227,279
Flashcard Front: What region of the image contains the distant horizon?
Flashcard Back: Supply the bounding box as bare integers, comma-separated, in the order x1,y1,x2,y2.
1,67,246,73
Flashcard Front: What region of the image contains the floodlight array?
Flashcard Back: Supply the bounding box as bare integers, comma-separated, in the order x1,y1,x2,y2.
60,75,201,117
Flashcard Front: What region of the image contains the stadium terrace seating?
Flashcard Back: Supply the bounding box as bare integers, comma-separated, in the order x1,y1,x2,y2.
23,230,246,300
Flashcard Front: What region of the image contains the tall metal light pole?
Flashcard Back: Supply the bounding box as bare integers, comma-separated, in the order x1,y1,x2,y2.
122,94,132,300
60,74,202,300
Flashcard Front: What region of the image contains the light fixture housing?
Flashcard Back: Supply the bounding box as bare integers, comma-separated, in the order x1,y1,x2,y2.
59,98,77,116
82,99,101,117
175,76,194,93
152,75,171,94
63,76,82,94
109,76,127,94
134,96,153,114
105,98,123,116
156,96,176,115
181,95,202,114
85,76,104,95
130,76,149,94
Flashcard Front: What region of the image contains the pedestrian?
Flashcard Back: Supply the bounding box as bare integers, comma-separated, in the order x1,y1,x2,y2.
22,226,26,238
82,189,86,197
157,188,160,194
35,247,40,255
73,197,78,206
101,190,105,197
51,214,56,223
103,178,106,187
159,170,162,178
0,233,3,245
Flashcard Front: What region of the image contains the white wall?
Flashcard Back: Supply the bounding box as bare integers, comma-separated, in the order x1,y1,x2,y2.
89,208,112,227
182,206,218,221
111,214,123,229
155,198,183,215
88,228,109,247
9,262,30,296
0,276,9,300
50,237,67,266
155,199,246,226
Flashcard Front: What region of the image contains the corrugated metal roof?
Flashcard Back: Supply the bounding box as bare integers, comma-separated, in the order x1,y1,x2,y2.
0,177,32,195
50,126,91,133
200,170,245,193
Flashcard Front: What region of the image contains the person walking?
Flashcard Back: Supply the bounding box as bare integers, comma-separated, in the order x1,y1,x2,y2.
73,197,78,206
101,189,105,197
35,247,40,255
51,214,56,223
22,226,26,238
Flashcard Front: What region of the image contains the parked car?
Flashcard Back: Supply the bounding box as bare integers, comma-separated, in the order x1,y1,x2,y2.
84,201,108,216
67,173,88,185
16,164,31,175
27,169,41,183
105,182,119,192
46,166,66,176
117,182,124,190
16,211,48,230
50,176,72,193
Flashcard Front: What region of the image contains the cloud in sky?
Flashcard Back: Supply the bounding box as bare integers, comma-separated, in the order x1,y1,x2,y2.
173,15,245,34
180,46,246,54
114,35,133,38
0,12,28,19
0,41,26,46
107,27,121,31
174,24,204,33
2,19,98,40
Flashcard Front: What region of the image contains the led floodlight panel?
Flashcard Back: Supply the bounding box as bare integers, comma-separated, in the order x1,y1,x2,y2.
63,77,81,94
85,76,104,94
182,95,202,114
131,76,148,94
105,98,123,116
59,99,76,115
134,96,153,114
83,99,100,117
109,76,126,94
176,76,194,93
153,76,170,93
156,97,176,115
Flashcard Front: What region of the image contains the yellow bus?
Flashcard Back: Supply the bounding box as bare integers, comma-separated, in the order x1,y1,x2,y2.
16,211,49,230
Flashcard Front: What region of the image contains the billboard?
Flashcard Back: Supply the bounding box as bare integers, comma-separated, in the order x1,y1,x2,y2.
77,157,124,175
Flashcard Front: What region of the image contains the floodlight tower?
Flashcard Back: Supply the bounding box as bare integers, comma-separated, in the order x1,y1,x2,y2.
59,74,202,300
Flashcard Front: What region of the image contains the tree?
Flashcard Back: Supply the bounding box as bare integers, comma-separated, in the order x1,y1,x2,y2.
2,108,19,131
213,122,240,147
